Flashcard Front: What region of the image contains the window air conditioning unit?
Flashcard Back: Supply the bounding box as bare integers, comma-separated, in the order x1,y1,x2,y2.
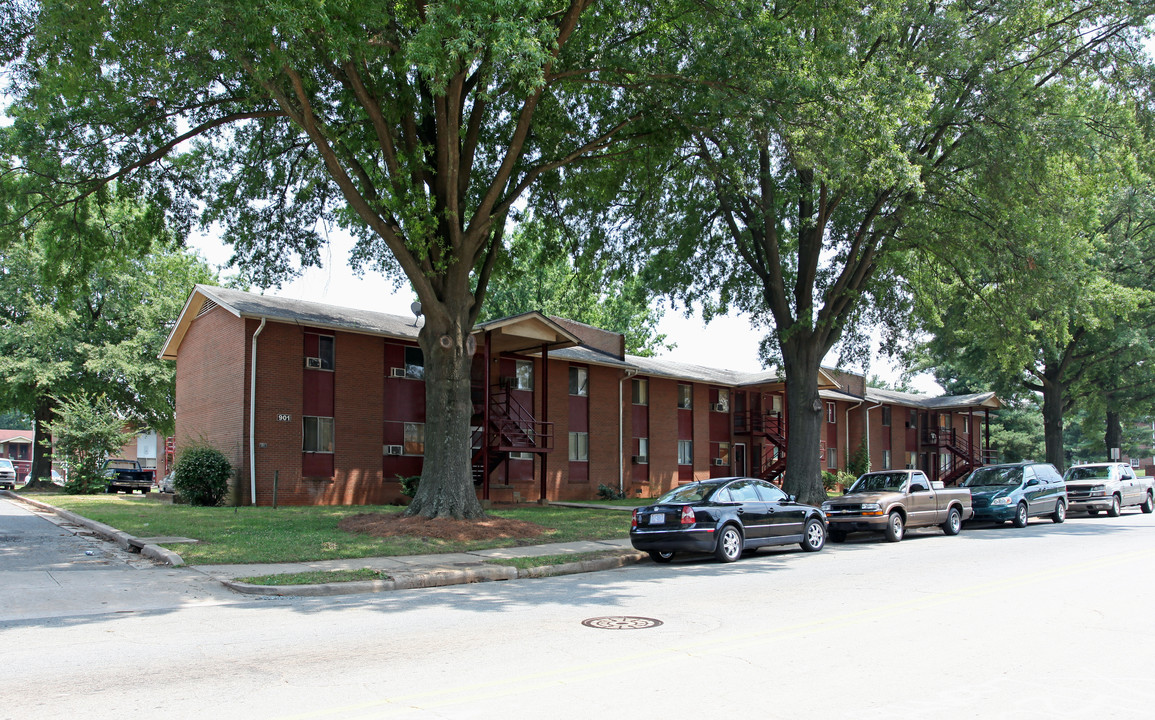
389,367,407,378
713,458,728,466
710,403,727,412
305,356,322,369
631,455,648,464
383,445,404,456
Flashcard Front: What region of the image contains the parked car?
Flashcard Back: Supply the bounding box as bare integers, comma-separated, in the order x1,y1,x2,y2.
21,469,64,485
630,477,828,563
0,458,15,490
159,471,175,493
1063,462,1155,516
101,459,153,494
963,462,1067,527
821,469,973,543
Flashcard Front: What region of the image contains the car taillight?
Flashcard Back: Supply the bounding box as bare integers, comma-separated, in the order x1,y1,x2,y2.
681,505,696,525
631,508,638,530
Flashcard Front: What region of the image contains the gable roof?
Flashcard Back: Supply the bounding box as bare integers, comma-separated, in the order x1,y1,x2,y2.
0,430,33,444
865,386,1001,411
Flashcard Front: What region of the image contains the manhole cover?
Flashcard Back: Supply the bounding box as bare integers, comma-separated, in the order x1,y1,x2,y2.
581,616,662,630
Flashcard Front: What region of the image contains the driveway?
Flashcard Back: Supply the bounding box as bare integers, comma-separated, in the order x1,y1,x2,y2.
0,496,237,623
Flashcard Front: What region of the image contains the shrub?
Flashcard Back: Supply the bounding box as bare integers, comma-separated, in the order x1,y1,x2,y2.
397,474,420,498
173,445,232,506
597,483,625,500
49,393,133,495
823,470,856,493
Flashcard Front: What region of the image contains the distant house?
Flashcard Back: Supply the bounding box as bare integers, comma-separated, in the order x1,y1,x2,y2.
0,430,33,478
160,284,1002,506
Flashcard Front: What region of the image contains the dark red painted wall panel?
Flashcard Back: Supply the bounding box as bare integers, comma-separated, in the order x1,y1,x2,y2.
677,409,692,439
303,452,334,477
303,370,334,416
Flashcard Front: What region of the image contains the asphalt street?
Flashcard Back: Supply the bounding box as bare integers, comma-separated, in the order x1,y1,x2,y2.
2,496,1154,719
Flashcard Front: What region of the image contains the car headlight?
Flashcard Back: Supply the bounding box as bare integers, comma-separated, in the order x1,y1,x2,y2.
1090,485,1105,493
860,503,881,511
991,497,1013,506
821,502,832,511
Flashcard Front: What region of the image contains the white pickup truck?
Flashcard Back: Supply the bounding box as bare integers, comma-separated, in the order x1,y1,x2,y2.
1063,462,1155,516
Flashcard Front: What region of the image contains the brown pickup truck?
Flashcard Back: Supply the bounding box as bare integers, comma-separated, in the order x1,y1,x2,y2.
821,470,973,543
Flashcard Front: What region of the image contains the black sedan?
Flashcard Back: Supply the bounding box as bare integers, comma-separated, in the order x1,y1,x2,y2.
630,477,828,563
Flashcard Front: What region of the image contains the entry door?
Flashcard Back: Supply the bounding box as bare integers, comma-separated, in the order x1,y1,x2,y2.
734,443,747,477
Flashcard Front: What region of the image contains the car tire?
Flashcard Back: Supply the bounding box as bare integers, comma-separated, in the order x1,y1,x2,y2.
1107,495,1122,517
648,550,675,563
1012,502,1029,528
714,525,743,563
1141,492,1154,514
1051,500,1066,524
830,527,848,543
884,512,905,542
941,507,962,536
800,518,826,552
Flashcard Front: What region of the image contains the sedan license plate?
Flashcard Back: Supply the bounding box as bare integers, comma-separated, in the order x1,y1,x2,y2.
649,513,665,525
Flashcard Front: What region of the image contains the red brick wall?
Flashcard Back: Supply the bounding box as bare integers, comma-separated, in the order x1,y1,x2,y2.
246,319,305,505
586,364,621,499
174,306,247,480
649,378,678,495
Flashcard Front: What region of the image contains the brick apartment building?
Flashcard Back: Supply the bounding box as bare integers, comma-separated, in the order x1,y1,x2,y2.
160,285,1001,506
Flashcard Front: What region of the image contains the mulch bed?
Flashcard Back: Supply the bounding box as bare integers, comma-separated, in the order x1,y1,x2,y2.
338,512,548,542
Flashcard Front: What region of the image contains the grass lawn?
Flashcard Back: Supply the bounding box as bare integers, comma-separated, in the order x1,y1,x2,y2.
29,494,631,565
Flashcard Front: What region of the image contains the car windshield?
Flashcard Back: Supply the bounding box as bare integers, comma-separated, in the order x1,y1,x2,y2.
0,459,12,469
849,473,907,493
1065,466,1111,481
964,466,1023,487
655,483,713,504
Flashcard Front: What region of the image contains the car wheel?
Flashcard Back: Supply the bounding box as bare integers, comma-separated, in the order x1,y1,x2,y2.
941,507,962,536
829,527,848,543
884,512,905,542
1051,500,1066,524
800,518,826,552
1012,502,1029,528
714,525,743,563
648,550,675,563
1107,495,1122,517
1141,492,1154,514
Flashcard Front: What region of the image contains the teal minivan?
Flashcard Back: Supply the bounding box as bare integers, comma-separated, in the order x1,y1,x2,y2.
963,462,1067,527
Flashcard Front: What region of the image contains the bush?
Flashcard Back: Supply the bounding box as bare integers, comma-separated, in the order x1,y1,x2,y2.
823,470,856,493
173,445,232,506
397,474,420,498
597,483,625,500
49,393,133,495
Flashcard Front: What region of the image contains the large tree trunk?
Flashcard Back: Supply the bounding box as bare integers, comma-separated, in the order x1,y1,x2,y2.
780,337,826,506
1039,369,1066,472
26,395,56,489
403,305,487,520
1104,410,1122,461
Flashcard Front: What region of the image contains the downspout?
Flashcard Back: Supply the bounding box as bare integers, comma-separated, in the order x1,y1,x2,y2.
845,397,865,470
619,368,638,495
249,317,267,506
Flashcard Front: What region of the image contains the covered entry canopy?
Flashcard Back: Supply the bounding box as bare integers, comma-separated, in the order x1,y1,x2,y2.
474,312,581,355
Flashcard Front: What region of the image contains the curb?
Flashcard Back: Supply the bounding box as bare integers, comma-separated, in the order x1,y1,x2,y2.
220,551,648,597
1,491,185,567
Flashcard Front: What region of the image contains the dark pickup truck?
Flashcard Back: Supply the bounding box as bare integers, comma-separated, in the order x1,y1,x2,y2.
102,459,153,494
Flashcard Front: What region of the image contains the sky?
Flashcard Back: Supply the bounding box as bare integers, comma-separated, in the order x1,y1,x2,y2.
189,230,943,395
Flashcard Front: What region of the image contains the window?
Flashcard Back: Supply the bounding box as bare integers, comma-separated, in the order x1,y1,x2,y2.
403,422,425,455
907,452,917,469
882,449,892,470
636,438,649,463
568,432,589,462
677,440,693,465
881,406,891,427
318,336,334,369
717,442,730,465
963,415,970,434
1131,457,1139,468
715,389,730,412
826,402,836,424
569,366,589,396
404,346,424,379
510,451,534,460
827,448,837,469
772,394,783,413
726,480,760,502
677,384,692,409
755,481,787,502
515,359,534,390
632,378,648,405
303,416,334,453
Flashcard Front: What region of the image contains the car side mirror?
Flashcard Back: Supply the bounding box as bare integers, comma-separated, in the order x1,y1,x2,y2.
787,494,797,503
1025,479,1040,487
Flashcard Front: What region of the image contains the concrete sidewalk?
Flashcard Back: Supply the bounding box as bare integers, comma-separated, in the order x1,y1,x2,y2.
3,491,646,597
